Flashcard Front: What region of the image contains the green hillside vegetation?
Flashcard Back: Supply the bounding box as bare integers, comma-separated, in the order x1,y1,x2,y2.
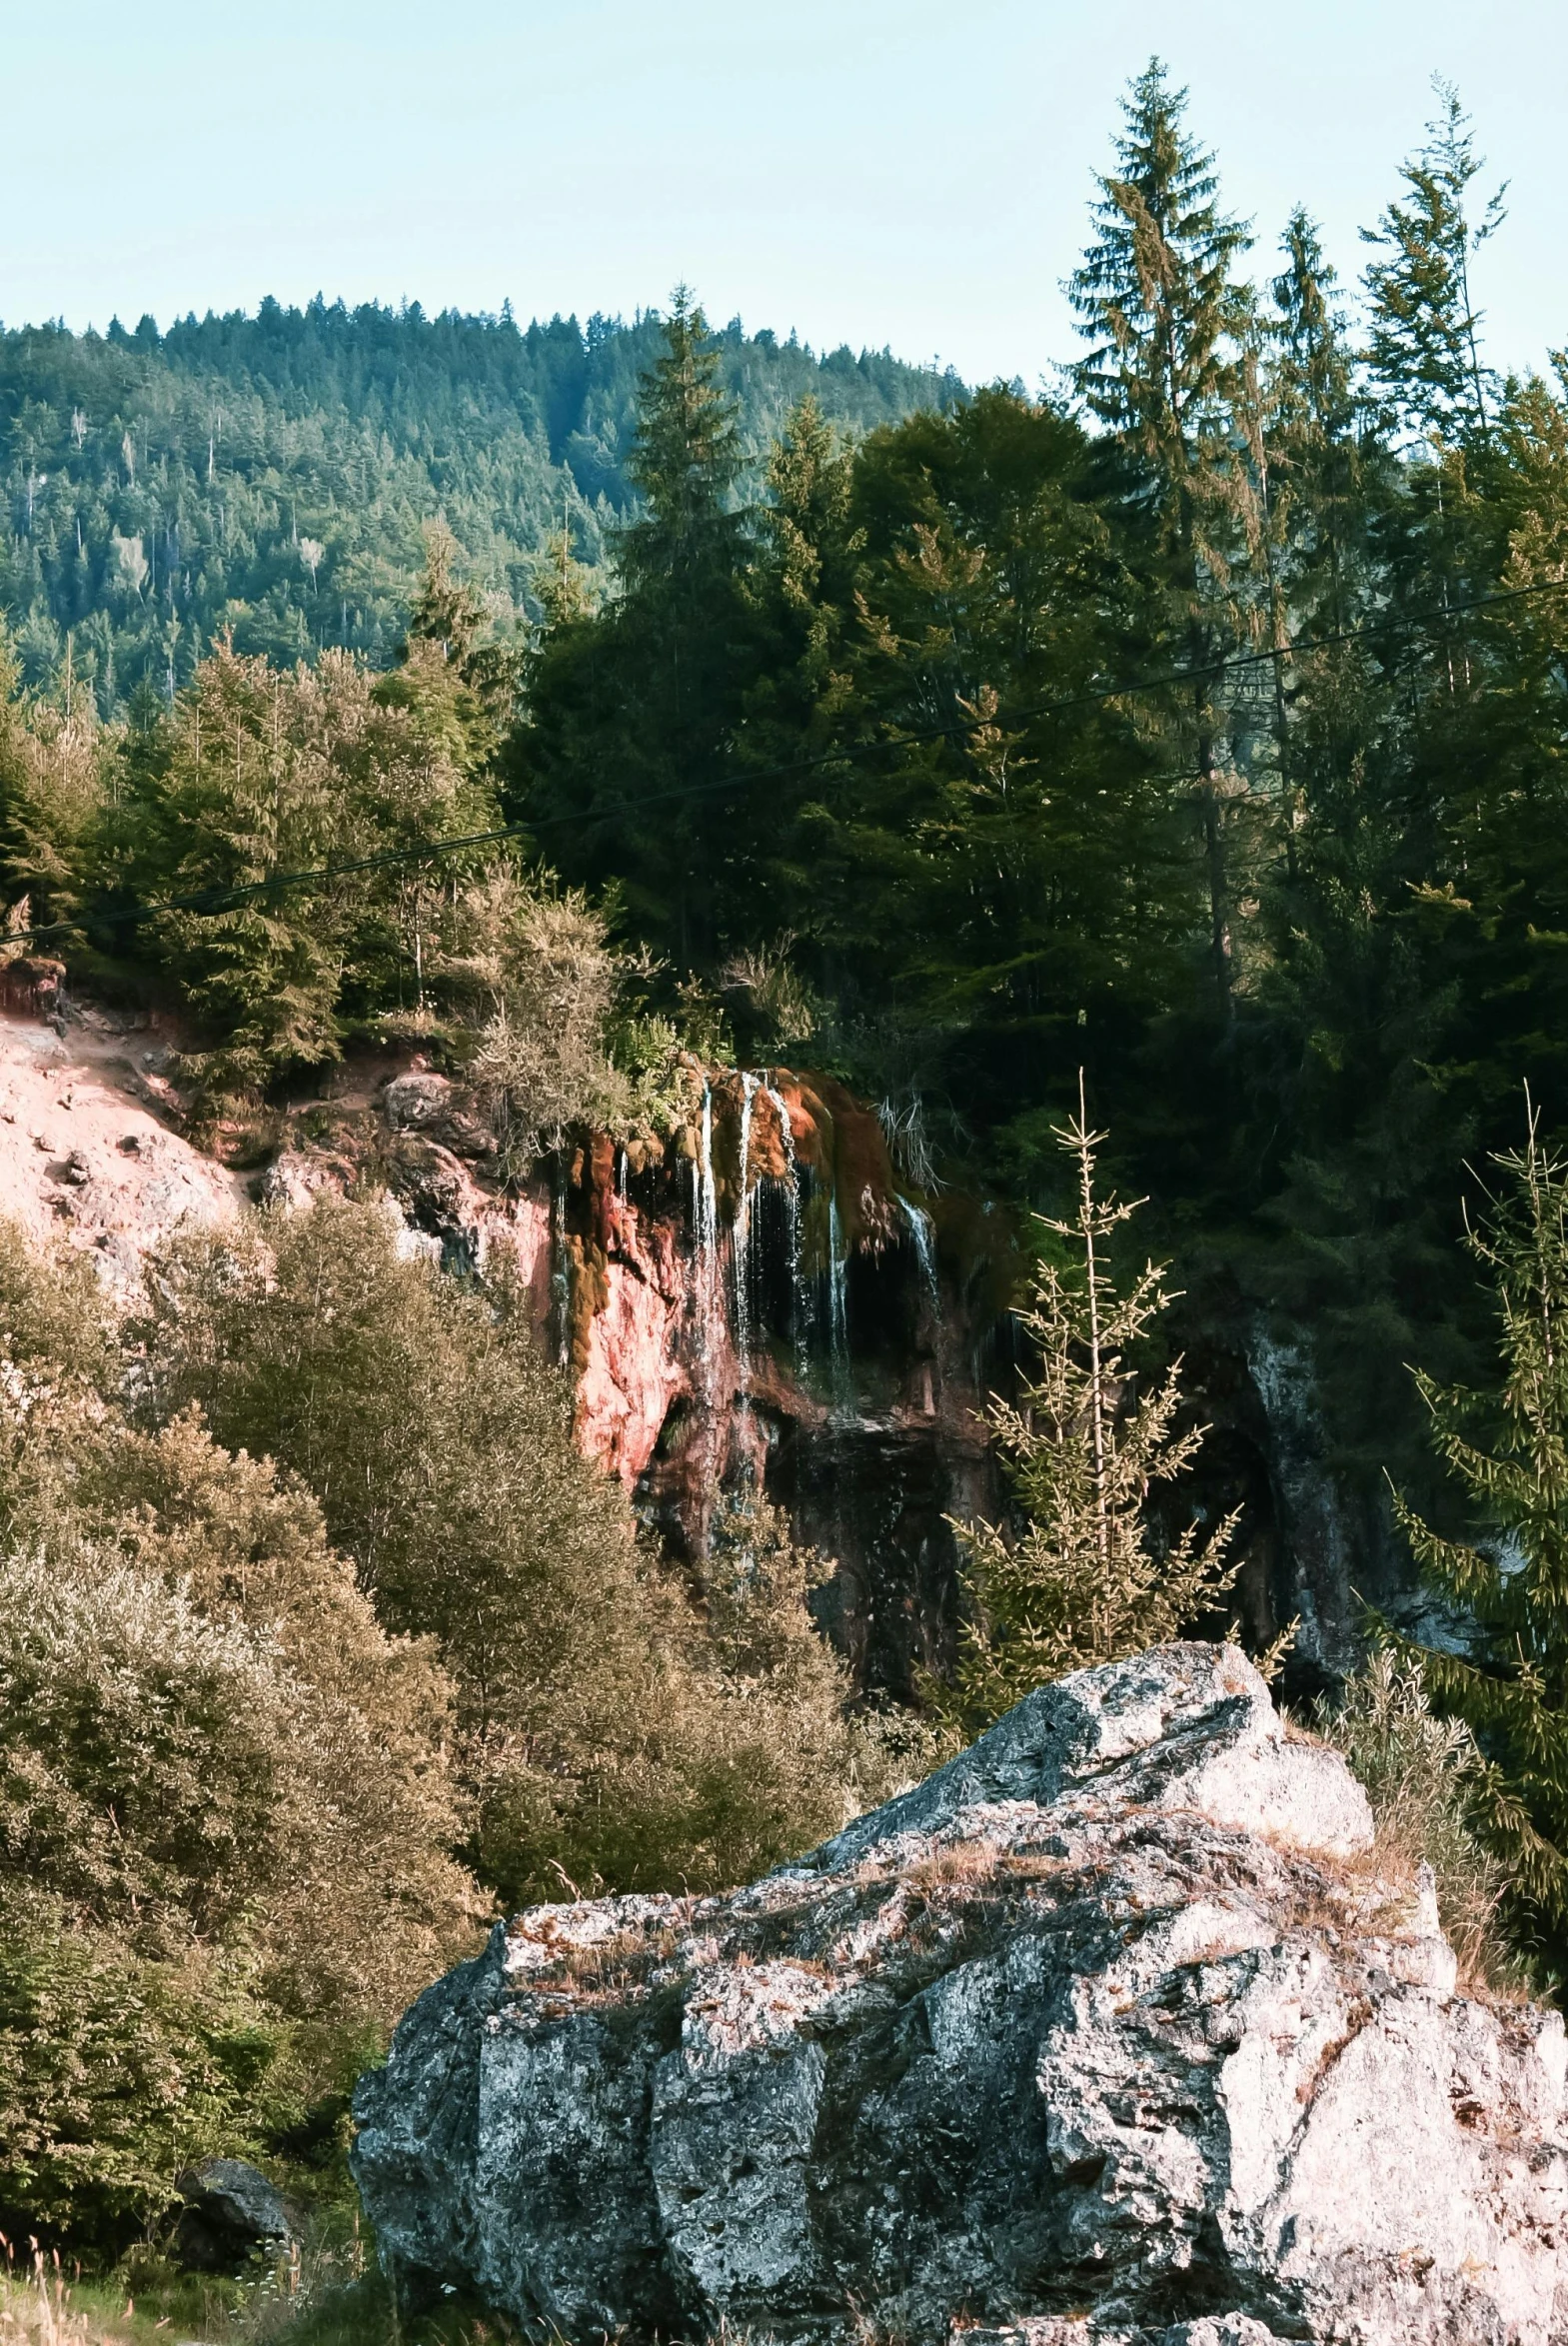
0,1200,884,2251
0,295,959,699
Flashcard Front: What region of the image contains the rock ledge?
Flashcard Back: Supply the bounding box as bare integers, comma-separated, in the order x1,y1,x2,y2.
353,1642,1568,2344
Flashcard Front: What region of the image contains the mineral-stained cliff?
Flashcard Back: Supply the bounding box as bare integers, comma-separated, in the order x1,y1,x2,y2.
270,1056,1020,1697
0,993,1381,1688
353,1642,1568,2346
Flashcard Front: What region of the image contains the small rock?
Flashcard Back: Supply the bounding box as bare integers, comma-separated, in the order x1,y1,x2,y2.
384,1071,455,1132
172,2157,294,2272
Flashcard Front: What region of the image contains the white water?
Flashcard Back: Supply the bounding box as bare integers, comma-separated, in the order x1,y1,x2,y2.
733,1072,760,1389
898,1195,941,1315
762,1074,805,1366
696,1082,720,1342
827,1186,849,1366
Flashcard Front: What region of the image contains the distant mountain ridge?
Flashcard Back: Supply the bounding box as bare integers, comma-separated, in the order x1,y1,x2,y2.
0,298,964,706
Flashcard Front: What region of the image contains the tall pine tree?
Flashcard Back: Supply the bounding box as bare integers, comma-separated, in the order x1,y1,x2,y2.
1067,58,1252,1016
512,292,753,966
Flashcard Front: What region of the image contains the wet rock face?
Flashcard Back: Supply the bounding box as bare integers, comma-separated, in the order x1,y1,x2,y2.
364,1066,1012,1699
352,1643,1568,2346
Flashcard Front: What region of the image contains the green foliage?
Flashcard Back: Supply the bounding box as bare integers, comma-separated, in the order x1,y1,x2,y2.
457,870,643,1162
0,1887,276,2244
139,1197,889,1908
1067,54,1252,531
0,1224,477,2247
941,1090,1237,1733
0,1196,883,2249
0,300,958,707
1390,1109,1568,1941
1361,76,1507,449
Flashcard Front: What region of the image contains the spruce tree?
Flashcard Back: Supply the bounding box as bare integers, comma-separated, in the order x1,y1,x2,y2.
1067,58,1252,1015
944,1081,1238,1732
1394,1104,1568,1935
1268,209,1363,636
623,285,743,590
1362,77,1506,450
516,292,752,966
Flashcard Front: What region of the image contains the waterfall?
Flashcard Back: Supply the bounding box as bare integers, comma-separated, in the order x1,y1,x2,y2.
693,1082,723,1392
827,1187,849,1367
617,1147,629,1202
762,1075,804,1366
897,1195,941,1315
734,1072,760,1389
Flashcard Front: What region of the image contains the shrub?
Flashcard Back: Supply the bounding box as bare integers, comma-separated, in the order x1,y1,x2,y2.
142,1200,893,1904
1319,1650,1529,1995
0,1225,480,2248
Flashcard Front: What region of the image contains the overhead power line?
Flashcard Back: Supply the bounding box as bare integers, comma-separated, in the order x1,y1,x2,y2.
8,574,1567,957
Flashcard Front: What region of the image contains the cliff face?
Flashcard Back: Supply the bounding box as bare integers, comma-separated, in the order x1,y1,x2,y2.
348,1062,1013,1700
353,1642,1568,2346
0,997,1384,1693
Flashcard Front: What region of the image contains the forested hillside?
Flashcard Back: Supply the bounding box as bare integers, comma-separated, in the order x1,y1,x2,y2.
0,298,959,698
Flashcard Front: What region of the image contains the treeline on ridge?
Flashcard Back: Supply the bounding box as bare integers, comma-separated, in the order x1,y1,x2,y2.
0,296,959,693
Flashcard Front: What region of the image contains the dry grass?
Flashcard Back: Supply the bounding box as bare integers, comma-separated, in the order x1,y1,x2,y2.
0,2248,110,2346
1317,1652,1532,1999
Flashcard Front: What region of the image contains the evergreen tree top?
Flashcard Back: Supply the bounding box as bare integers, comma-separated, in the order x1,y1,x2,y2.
1066,55,1252,468
1361,75,1508,450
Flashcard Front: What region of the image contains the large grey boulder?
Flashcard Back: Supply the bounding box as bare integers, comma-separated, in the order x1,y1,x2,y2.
352,1642,1568,2344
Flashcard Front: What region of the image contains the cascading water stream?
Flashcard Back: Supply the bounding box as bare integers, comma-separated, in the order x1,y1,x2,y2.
733,1072,760,1393
897,1195,941,1316
762,1075,804,1367
826,1187,849,1374
696,1082,720,1372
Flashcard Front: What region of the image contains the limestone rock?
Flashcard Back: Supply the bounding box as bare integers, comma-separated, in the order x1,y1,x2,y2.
352,1641,1568,2344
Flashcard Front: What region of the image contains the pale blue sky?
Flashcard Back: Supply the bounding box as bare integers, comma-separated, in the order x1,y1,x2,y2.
7,0,1563,388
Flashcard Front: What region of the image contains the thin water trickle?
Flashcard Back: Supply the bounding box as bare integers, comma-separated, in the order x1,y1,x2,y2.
897,1195,941,1315
734,1072,760,1389
762,1075,804,1365
693,1082,723,1404
827,1187,849,1366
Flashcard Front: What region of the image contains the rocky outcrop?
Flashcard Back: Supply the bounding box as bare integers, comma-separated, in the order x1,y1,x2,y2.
353,1642,1568,2346
172,2156,296,2271
0,1005,1359,1685
0,1008,241,1291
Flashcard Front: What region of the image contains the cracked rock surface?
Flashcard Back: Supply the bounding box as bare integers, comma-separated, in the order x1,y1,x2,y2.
352,1642,1568,2344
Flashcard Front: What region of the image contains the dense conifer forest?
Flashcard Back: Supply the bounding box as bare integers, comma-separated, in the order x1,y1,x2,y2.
5,53,1568,2292
0,299,958,692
